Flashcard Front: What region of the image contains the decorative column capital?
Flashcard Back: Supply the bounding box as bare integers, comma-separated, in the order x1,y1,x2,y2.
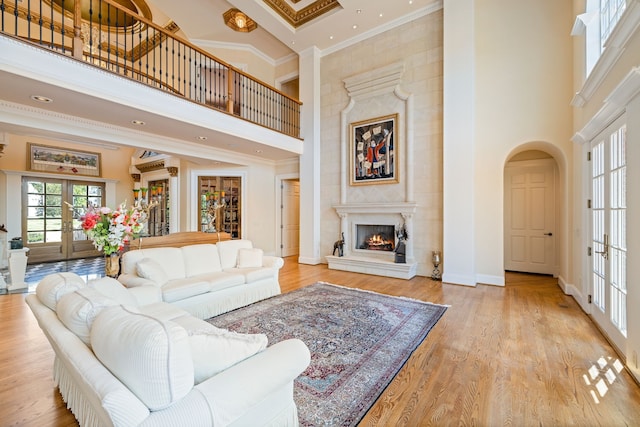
167,166,179,177
131,173,141,183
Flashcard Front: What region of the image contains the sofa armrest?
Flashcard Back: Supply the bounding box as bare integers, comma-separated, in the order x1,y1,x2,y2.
126,285,162,306
117,273,156,289
195,338,310,425
262,255,284,269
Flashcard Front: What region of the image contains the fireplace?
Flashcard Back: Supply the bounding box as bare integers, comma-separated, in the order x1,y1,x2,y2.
356,224,395,252
328,202,417,279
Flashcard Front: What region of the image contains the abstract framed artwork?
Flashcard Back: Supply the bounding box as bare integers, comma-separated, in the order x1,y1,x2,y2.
350,114,398,185
28,143,102,177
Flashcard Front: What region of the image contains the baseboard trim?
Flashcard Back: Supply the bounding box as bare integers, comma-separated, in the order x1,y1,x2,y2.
442,273,476,287
297,256,322,265
476,274,505,287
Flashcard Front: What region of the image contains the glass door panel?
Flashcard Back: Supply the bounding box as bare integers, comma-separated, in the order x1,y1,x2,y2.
590,122,627,352
23,178,103,263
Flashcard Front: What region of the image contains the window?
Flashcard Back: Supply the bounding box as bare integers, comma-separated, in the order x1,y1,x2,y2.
573,0,627,78
600,0,626,45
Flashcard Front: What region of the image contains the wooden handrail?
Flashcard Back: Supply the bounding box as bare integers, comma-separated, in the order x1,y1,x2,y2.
0,0,302,139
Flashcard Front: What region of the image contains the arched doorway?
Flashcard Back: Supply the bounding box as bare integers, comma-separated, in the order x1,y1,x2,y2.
504,148,561,276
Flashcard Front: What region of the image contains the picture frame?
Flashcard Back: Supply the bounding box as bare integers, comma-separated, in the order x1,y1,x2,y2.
28,143,101,177
350,114,398,185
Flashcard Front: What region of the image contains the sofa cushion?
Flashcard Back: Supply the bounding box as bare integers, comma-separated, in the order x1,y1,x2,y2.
181,244,223,277
161,278,211,303
137,302,192,322
138,248,186,280
136,258,169,286
36,272,86,311
88,277,138,306
56,288,118,346
236,248,263,268
216,239,253,270
91,305,194,411
188,327,268,384
202,271,246,292
225,267,274,283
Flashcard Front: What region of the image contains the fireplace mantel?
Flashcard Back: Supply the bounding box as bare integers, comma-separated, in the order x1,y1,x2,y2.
334,202,417,216
328,202,418,279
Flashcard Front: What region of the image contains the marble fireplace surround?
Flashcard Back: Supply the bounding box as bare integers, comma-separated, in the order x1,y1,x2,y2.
326,203,418,279
326,61,418,279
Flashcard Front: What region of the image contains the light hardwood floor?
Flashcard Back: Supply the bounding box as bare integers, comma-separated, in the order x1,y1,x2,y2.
2,258,640,426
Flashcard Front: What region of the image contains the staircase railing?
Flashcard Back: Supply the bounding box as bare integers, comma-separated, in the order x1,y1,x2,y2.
0,0,301,139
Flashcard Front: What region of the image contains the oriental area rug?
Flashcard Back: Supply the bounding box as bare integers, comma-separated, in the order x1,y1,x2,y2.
207,282,448,426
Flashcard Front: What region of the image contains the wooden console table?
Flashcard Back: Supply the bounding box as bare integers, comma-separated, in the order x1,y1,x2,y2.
129,231,231,250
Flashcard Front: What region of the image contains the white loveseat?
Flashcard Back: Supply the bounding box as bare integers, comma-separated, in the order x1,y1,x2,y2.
118,239,283,319
26,272,311,427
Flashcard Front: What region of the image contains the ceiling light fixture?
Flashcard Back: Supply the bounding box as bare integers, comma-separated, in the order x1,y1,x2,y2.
197,136,208,140
131,120,145,125
31,95,53,103
223,8,257,33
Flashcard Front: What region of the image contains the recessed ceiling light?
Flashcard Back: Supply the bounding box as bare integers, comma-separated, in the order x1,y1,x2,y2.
379,13,384,18
329,35,334,40
31,95,52,103
255,149,263,153
352,24,358,29
131,120,145,125
197,136,208,140
356,9,362,14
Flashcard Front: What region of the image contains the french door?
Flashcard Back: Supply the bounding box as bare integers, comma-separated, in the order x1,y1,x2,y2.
590,119,627,352
24,177,103,263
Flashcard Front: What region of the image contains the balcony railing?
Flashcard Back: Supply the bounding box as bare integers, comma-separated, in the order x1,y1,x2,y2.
0,0,301,139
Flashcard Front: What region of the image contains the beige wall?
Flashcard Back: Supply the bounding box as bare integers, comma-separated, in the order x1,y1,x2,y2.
473,0,575,284
0,136,136,202
320,12,443,276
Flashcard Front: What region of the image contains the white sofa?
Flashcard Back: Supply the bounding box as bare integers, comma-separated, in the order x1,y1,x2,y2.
26,272,311,427
118,239,283,319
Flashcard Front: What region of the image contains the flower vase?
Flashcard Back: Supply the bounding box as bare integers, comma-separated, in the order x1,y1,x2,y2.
104,253,120,278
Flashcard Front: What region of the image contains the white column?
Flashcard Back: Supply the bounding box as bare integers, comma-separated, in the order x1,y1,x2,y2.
298,46,322,264
443,0,477,286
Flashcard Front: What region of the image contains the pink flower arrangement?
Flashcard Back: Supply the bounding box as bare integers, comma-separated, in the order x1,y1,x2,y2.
79,202,144,255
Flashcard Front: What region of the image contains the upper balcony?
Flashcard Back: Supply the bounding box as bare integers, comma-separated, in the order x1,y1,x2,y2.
0,0,302,162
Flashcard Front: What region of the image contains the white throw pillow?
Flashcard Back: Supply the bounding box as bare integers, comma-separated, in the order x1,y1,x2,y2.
136,258,168,286
236,248,263,268
91,305,194,411
189,328,268,384
36,272,86,311
56,287,118,346
88,277,137,306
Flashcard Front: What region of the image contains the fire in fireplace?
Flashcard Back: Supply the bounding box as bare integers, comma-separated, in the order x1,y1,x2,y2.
356,224,395,252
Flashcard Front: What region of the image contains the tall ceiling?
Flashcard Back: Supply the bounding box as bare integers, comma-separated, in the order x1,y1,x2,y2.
149,0,441,61
0,0,442,164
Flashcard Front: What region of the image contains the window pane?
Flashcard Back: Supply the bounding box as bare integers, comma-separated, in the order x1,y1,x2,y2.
46,182,62,194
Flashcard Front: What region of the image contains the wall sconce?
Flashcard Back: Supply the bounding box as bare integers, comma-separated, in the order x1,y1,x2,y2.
431,250,442,281
223,8,257,33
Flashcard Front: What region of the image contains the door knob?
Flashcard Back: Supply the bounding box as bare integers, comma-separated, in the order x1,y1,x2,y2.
544,232,553,236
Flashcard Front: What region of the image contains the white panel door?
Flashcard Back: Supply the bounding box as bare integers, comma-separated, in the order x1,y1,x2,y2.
504,160,556,275
281,180,300,257
590,121,627,353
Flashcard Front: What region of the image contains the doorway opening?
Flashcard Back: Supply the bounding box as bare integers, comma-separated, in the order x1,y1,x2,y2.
504,149,559,277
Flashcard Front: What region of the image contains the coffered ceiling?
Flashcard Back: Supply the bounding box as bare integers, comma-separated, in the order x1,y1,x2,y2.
149,0,441,60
